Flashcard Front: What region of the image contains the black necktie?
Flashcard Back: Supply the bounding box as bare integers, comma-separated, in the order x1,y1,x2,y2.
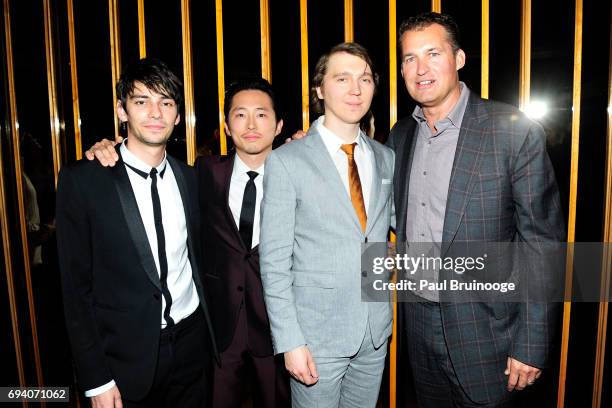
125,162,174,327
239,171,258,250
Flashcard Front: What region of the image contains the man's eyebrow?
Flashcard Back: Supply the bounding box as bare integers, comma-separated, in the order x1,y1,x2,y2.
231,106,271,111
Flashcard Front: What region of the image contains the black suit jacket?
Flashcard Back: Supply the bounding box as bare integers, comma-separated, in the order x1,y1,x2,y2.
56,152,217,400
388,92,565,403
196,153,274,357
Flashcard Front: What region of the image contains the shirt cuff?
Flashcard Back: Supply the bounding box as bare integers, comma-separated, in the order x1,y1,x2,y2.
84,380,116,397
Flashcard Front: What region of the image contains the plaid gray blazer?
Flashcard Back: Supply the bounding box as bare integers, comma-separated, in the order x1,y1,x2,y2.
387,91,565,404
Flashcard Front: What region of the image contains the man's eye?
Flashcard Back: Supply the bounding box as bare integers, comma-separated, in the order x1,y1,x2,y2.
163,101,175,107
337,77,347,82
429,52,440,57
258,113,267,118
361,77,372,84
404,57,415,63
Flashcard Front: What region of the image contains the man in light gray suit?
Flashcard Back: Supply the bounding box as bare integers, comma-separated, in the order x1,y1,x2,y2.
259,43,395,407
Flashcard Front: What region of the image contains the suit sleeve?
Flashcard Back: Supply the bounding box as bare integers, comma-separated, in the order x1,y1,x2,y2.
259,151,306,354
56,167,113,391
509,121,564,368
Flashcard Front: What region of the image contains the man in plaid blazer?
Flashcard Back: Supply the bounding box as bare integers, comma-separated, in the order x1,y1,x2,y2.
387,12,565,407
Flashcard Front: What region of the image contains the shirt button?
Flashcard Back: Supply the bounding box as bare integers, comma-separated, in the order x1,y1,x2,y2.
420,233,425,237
421,202,426,207
427,141,432,145
423,171,427,176
237,286,244,292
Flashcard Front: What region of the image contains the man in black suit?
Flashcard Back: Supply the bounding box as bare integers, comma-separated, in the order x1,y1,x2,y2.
84,77,290,407
196,78,289,407
57,58,216,408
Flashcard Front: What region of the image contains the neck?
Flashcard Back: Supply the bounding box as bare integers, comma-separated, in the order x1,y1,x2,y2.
125,138,166,167
422,84,462,130
322,115,360,143
236,149,269,170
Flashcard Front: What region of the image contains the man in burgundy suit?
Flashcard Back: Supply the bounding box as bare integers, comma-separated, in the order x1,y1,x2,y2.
195,78,290,407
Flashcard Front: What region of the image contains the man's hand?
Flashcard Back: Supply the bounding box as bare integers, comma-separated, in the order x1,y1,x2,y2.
284,345,319,385
505,357,542,391
284,130,306,144
90,385,122,408
84,136,123,167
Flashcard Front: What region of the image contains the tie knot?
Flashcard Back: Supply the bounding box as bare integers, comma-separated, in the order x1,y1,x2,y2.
340,143,357,157
150,168,158,177
247,171,259,181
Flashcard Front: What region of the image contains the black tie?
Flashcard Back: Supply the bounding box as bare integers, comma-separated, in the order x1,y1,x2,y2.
239,171,258,250
125,162,174,327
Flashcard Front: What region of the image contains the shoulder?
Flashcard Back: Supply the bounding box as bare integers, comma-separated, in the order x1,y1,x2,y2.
58,159,111,185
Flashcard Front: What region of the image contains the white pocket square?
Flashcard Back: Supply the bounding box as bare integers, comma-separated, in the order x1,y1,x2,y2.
382,179,392,185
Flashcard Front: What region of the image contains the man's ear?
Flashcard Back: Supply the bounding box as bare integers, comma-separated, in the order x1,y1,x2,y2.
275,119,284,136
316,86,324,100
117,100,128,122
174,113,181,126
224,121,231,137
455,49,466,71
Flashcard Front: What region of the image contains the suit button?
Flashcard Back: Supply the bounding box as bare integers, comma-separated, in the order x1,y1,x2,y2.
244,253,251,260
237,286,244,292
361,271,367,277
153,293,161,301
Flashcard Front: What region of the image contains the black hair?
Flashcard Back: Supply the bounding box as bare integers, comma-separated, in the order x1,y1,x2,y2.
224,77,280,120
116,58,183,110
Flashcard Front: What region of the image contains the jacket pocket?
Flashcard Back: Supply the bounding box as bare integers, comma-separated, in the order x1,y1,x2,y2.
292,270,335,288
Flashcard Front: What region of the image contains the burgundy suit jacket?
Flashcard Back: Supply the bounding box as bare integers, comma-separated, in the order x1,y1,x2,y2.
196,153,273,357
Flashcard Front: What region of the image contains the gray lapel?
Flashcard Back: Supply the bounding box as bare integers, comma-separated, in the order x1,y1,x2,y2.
304,126,363,234
442,95,489,250
112,156,161,291
363,136,385,236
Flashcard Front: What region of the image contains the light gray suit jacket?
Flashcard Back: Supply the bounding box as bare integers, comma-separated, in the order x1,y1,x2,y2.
260,125,394,357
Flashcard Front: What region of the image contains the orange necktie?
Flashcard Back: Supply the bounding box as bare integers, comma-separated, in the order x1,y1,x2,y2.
340,143,367,232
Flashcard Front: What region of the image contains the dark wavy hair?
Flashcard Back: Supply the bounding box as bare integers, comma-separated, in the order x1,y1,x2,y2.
116,58,183,110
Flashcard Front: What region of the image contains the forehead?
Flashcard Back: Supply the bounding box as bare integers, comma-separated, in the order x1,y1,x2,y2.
129,81,171,98
400,23,451,52
325,51,372,75
230,89,274,109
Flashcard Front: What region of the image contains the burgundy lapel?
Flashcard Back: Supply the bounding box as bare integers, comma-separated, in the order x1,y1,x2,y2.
217,153,245,249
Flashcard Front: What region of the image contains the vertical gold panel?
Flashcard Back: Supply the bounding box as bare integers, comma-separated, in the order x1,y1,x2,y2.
260,0,272,82
3,0,44,392
592,6,612,405
43,0,61,185
388,2,397,406
138,0,146,58
215,0,227,155
557,1,582,406
1,0,26,391
389,0,397,127
481,0,489,99
300,0,309,131
519,0,531,110
344,0,353,42
431,0,441,13
181,0,196,165
108,0,121,139
66,0,82,160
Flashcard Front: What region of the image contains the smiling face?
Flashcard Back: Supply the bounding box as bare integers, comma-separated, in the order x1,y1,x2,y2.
316,51,375,130
117,81,180,148
225,89,283,159
400,23,465,114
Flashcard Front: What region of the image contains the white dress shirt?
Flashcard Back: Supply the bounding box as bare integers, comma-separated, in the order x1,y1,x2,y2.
86,141,200,397
316,116,373,215
228,154,265,249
